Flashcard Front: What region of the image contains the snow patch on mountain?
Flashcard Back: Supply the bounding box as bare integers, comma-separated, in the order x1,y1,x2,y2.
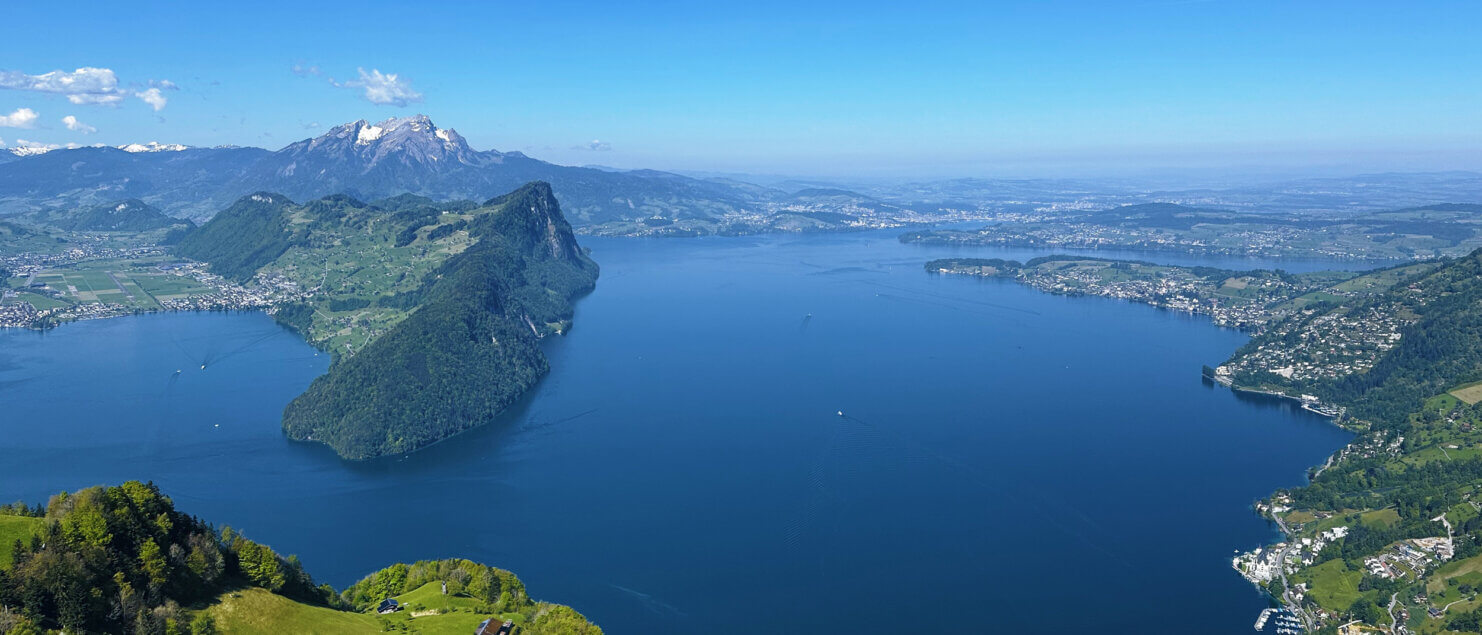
119,141,189,153
356,125,385,145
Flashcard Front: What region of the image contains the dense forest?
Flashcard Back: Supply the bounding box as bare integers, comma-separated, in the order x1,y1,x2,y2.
0,482,332,634
279,182,599,459
172,193,299,283
27,200,193,233
0,483,600,634
170,182,599,459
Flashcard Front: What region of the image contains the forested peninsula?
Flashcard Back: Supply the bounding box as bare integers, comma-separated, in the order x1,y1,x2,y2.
0,481,601,634
175,182,598,459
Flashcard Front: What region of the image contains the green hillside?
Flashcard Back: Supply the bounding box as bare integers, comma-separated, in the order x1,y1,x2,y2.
28,199,194,233
173,193,303,283
174,182,598,459
0,482,599,635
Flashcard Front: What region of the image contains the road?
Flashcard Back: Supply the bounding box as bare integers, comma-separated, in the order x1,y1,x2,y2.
105,271,135,300
1272,513,1316,633
1435,513,1453,545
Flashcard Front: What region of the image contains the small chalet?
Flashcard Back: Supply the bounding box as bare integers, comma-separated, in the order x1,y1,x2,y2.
475,617,515,635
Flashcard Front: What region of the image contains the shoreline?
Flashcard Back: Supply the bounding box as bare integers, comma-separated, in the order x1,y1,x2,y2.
1218,374,1364,631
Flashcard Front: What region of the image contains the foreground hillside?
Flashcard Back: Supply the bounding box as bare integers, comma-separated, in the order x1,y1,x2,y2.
176,182,598,459
0,482,600,635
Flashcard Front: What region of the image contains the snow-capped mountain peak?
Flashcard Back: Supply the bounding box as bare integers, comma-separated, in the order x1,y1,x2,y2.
119,142,190,153
280,115,483,171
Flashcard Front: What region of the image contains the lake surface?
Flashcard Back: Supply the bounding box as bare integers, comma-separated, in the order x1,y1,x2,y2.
0,231,1359,633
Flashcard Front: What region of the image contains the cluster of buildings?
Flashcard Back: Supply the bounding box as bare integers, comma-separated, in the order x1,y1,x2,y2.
1232,543,1292,584
155,265,309,313
1233,526,1352,586
1010,264,1309,330
1221,305,1411,383
1362,537,1453,580
2,256,313,329
0,299,38,327
28,300,136,325
930,220,1306,258
587,203,997,237
2,243,163,276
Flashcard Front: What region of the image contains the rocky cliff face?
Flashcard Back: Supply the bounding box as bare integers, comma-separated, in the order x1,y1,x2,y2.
485,181,588,263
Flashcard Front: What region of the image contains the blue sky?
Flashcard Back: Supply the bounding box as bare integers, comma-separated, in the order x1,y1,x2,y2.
1,0,1478,178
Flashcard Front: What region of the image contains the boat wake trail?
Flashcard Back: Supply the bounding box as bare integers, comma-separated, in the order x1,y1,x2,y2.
202,328,284,368
608,584,686,618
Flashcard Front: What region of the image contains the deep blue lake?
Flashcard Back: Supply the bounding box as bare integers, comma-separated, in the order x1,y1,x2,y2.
0,231,1359,633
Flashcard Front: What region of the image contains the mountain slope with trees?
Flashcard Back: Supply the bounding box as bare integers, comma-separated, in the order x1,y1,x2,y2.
23,199,194,233
278,183,598,458
0,482,600,634
176,182,598,460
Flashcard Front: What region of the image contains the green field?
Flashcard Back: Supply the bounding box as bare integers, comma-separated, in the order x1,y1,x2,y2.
262,207,495,353
206,584,530,635
207,588,381,634
132,272,212,299
1449,381,1482,405
1430,554,1482,592
380,582,530,634
1,290,70,310
1360,508,1402,529
2,255,234,319
0,515,42,568
1293,558,1365,612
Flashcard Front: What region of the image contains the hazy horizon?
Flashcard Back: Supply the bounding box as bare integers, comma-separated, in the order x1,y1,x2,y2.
2,1,1479,179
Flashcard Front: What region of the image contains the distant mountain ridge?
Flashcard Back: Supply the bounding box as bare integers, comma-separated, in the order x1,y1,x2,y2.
0,114,770,226
24,198,193,232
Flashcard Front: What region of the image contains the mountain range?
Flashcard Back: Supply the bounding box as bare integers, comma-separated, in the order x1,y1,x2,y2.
0,115,772,226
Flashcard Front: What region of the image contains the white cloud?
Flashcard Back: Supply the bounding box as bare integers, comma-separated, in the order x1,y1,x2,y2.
572,139,613,151
0,67,173,110
68,93,125,105
0,138,6,148
333,68,422,107
0,107,39,128
291,63,321,77
1,67,117,94
135,88,167,111
62,115,97,134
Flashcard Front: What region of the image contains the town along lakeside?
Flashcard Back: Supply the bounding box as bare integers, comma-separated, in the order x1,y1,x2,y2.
930,252,1482,633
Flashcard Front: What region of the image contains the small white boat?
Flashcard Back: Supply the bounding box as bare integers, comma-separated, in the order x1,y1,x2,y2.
837,410,845,417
